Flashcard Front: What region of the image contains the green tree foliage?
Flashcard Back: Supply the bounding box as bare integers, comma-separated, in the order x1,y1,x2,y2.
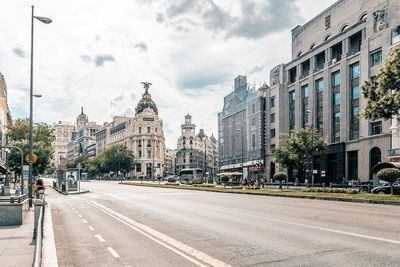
272,128,327,178
7,119,54,175
362,46,400,120
98,145,134,175
273,172,287,182
377,168,400,195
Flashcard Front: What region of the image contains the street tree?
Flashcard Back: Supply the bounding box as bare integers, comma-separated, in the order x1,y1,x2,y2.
98,144,134,176
273,172,287,190
272,128,327,181
362,46,400,120
377,168,400,195
7,119,54,176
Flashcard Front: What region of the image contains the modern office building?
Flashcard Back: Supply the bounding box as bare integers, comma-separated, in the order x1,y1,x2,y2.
218,76,267,181
264,0,400,183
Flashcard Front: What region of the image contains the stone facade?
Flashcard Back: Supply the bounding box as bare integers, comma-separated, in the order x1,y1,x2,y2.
265,0,400,183
66,108,102,164
164,148,177,176
176,114,219,176
217,77,267,181
52,121,74,168
0,72,11,172
95,85,165,178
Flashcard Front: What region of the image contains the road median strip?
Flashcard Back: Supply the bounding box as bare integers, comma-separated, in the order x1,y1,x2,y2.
122,182,400,206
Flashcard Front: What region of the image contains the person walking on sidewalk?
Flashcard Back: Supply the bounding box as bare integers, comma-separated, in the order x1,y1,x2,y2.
35,178,45,198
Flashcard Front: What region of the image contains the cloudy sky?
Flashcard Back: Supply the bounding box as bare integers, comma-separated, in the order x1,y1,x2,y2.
0,0,336,147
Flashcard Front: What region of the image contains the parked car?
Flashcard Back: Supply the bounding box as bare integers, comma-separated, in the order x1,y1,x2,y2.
167,175,178,183
372,183,400,194
359,180,390,192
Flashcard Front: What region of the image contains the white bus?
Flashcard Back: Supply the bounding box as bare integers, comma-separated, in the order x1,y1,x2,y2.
179,168,204,184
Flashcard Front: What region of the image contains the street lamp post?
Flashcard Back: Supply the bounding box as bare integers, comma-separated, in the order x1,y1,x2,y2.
29,6,52,207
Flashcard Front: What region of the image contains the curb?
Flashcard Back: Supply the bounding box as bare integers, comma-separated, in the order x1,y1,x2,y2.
53,187,89,195
42,202,58,267
123,183,400,206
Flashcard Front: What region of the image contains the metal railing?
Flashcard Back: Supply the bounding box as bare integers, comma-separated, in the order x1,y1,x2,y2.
33,193,45,267
0,193,28,203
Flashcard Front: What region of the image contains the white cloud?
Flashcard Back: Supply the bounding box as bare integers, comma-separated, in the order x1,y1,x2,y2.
0,0,336,148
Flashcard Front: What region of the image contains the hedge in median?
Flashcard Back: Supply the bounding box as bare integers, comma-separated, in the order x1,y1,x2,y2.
273,172,287,190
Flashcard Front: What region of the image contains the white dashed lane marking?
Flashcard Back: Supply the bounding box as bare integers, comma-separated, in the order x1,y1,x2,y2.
95,234,105,242
107,247,120,258
82,219,88,224
88,226,94,231
78,214,82,218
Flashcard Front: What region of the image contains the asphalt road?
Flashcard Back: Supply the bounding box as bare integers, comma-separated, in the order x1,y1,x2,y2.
47,180,400,267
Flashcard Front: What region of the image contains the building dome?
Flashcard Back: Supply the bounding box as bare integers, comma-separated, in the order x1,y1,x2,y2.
135,83,158,115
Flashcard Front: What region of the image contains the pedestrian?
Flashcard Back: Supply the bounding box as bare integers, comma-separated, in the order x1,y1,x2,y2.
15,178,20,195
35,178,45,198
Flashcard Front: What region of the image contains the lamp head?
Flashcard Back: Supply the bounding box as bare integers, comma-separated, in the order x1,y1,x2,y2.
34,16,53,24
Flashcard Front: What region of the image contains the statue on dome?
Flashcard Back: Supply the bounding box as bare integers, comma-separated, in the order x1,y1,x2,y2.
141,82,152,94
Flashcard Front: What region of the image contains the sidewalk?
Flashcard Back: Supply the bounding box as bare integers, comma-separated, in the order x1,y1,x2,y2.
0,209,35,267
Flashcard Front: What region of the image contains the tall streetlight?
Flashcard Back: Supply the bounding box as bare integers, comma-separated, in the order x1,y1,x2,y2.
29,6,52,207
306,109,314,187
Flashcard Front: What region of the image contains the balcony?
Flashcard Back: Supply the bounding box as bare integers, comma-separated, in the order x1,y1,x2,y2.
388,148,400,157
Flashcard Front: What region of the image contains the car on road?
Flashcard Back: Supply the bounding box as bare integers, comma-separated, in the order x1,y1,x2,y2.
166,175,178,183
372,180,400,194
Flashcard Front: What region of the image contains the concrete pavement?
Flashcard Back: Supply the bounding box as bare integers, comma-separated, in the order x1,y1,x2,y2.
0,209,35,267
49,180,400,266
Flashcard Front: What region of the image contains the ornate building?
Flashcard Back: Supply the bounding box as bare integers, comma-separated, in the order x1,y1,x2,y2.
176,114,218,177
0,72,11,172
95,83,165,178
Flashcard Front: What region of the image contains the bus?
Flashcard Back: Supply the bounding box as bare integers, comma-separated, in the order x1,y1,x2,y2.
179,168,204,184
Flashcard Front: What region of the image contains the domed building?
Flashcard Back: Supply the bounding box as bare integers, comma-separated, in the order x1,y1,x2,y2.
97,83,165,179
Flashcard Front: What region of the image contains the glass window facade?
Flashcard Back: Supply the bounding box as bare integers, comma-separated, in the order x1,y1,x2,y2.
315,79,324,133
289,91,296,131
302,85,309,128
350,63,360,140
331,71,341,143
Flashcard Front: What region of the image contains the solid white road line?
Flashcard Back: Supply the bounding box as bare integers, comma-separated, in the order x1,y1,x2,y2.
89,200,230,267
251,214,400,245
107,247,120,258
88,226,95,231
82,219,88,224
95,234,105,242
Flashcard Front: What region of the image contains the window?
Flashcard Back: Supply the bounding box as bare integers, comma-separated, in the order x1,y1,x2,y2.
370,49,382,67
271,129,276,138
155,127,158,132
270,144,276,151
147,127,151,133
332,71,341,143
315,52,325,70
251,117,255,126
139,127,142,134
349,31,362,54
331,43,342,62
251,133,256,149
139,150,142,157
301,60,310,78
340,24,349,32
289,91,296,130
315,79,324,133
302,85,309,128
352,86,360,100
350,63,360,140
289,67,297,84
270,113,275,123
147,150,151,158
270,97,275,107
252,103,256,113
334,93,341,106
370,121,382,135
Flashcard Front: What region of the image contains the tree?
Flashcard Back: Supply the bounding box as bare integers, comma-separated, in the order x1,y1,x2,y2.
377,168,400,195
7,119,54,176
362,46,400,120
273,172,287,190
99,145,134,176
272,128,327,181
